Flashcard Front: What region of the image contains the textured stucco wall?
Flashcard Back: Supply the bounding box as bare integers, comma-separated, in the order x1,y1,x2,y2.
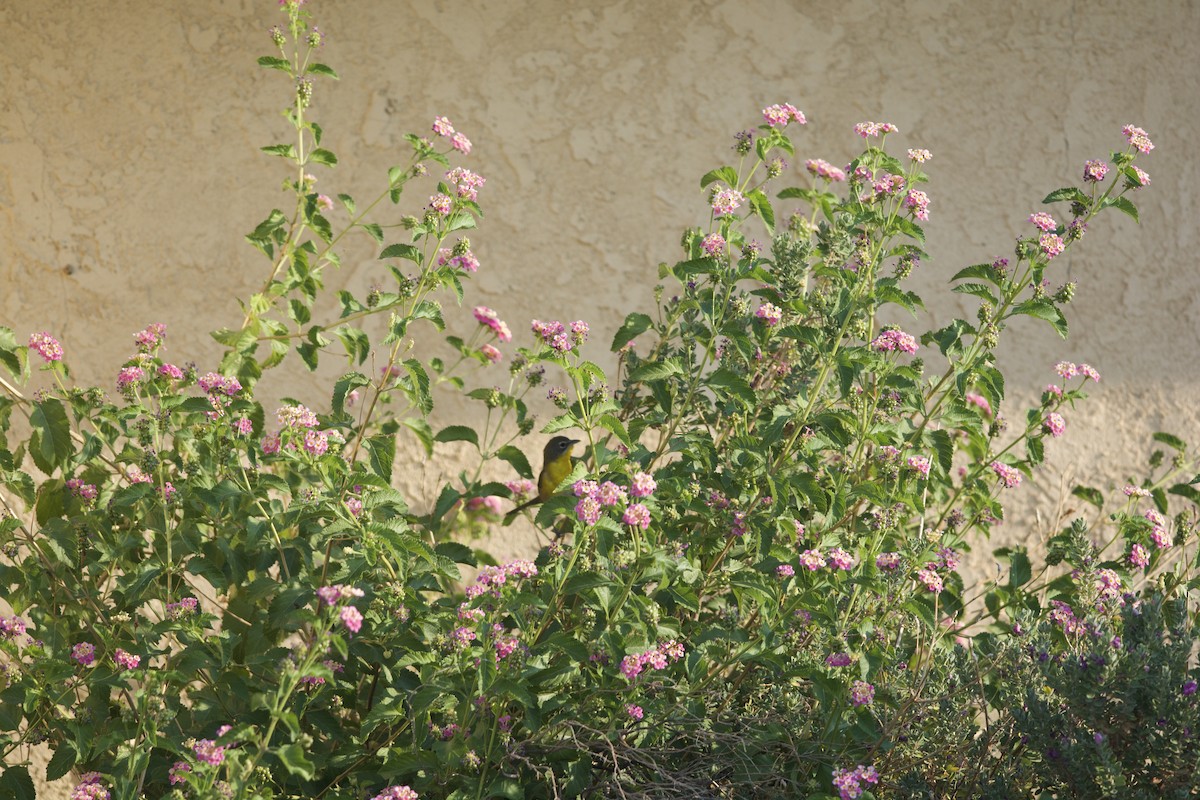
3,1,1199,794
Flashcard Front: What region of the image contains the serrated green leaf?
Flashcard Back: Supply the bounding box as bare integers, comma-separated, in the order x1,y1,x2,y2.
307,63,339,79
30,398,72,474
403,417,433,457
1152,431,1186,452
497,445,533,479
747,189,775,233
257,56,291,72
277,743,315,778
1071,485,1104,509
0,765,34,800
700,166,739,189
611,312,653,352
1011,301,1068,338
628,359,683,383
596,414,631,448
434,425,479,447
309,148,337,167
379,243,422,263
1042,187,1088,205
1106,196,1139,223
45,742,77,782
364,434,395,482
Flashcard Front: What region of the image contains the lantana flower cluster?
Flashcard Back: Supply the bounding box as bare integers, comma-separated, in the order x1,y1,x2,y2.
619,639,685,681
572,472,657,528
832,764,880,800
532,319,589,354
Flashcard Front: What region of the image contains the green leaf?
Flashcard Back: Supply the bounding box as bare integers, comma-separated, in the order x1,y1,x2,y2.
1042,187,1089,205
307,63,339,79
260,143,296,159
45,742,77,782
611,312,653,352
952,283,998,303
497,445,533,479
747,189,775,234
707,367,755,408
700,166,739,189
628,359,683,383
309,148,338,167
403,359,433,414
364,434,395,482
277,743,316,779
1152,431,1187,452
596,414,631,448
379,243,422,263
257,55,291,72
1106,196,1139,223
1011,301,1068,338
361,222,384,243
435,425,479,447
332,372,370,416
1008,549,1032,589
0,765,34,800
0,326,21,378
30,398,72,474
1071,485,1104,509
950,263,1004,286
402,417,434,456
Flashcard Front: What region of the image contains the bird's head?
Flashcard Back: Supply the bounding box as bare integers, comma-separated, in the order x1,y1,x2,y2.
544,436,579,460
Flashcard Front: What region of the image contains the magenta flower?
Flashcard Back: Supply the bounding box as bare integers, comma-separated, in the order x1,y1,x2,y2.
70,774,110,800
192,738,225,766
799,549,826,571
875,552,902,571
1183,680,1198,697
701,232,726,256
480,343,502,364
233,417,253,436
850,680,875,706
917,567,944,593
761,103,806,127
622,503,651,530
303,429,329,457
0,615,27,639
991,461,1022,489
904,189,930,221
1123,484,1150,498
964,392,992,416
472,306,512,342
756,302,783,326
776,564,795,578
133,322,167,351
853,121,897,138
340,605,363,634
710,186,744,216
432,116,455,137
826,652,853,667
445,166,485,199
428,193,453,216
1122,124,1155,154
71,642,96,666
871,328,918,354
1079,363,1100,382
832,764,880,800
168,761,191,785
597,481,627,507
1128,543,1149,569
1043,412,1066,438
506,478,536,499
1038,232,1065,259
371,785,419,800
116,366,145,392
158,363,183,380
576,496,602,526
166,597,199,620
346,496,363,518
1054,361,1078,379
906,455,931,479
625,703,645,720
805,158,847,182
28,332,63,362
1029,211,1058,232
630,471,657,498
907,148,932,163
113,648,140,671
828,547,856,570
1130,165,1151,187
573,479,599,498
451,132,472,154
67,478,98,503
1082,159,1109,183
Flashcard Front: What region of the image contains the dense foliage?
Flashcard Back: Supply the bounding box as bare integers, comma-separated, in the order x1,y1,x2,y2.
1,4,1194,799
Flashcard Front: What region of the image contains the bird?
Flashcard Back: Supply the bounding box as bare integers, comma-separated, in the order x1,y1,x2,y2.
505,436,579,522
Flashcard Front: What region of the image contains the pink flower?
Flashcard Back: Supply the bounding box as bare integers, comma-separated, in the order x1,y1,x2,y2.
875,552,902,571
1039,232,1065,259
991,461,1022,489
756,302,783,326
261,432,281,455
446,167,486,200
630,471,657,498
340,605,363,634
428,193,453,215
853,121,897,138
904,189,930,221
597,481,627,507
1123,484,1150,498
826,652,853,667
622,503,651,530
964,392,992,416
506,478,536,499
1054,361,1078,379
907,148,932,163
710,186,744,216
1083,159,1109,183
805,158,847,181
371,786,419,800
233,417,253,436
762,103,806,127
828,547,856,570
277,404,318,429
133,322,167,351
158,363,183,380
117,366,145,391
917,567,944,593
1029,212,1058,232
28,332,64,362
67,478,98,503
906,455,931,478
625,703,645,720
850,680,875,706
1122,124,1155,154
1043,412,1066,437
316,194,334,211
799,549,826,571
168,761,191,786
573,479,599,498
192,738,225,766
346,496,363,517
701,233,726,256
871,328,918,354
472,306,512,342
113,649,140,670
451,132,472,154
1130,165,1151,187
70,774,110,800
776,564,795,578
71,642,96,667
1079,363,1100,382
480,343,502,363
576,496,602,526
432,116,455,137
303,429,329,457
832,764,880,800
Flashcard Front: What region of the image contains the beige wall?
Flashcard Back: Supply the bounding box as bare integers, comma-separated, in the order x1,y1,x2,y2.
3,0,1199,793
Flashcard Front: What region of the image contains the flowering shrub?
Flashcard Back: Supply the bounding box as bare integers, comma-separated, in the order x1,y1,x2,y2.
1,4,1194,800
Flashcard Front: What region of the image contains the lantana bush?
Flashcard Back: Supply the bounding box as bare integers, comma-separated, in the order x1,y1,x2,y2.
1,4,1195,800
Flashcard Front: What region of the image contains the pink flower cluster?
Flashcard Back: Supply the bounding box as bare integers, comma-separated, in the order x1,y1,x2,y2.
437,244,480,272
850,679,875,706
445,166,485,201
1122,124,1154,154
0,615,27,639
1145,509,1171,548
199,372,242,397
762,103,806,127
317,584,365,606
1049,599,1084,636
464,560,539,601
1043,412,1066,438
71,642,96,667
871,328,918,354
917,566,943,593
505,478,537,500
371,786,419,800
1129,542,1149,569
1083,159,1109,183
28,332,63,362
473,306,512,342
630,471,657,497
805,158,846,181
826,652,853,667
192,737,226,766
904,189,930,221
875,552,902,571
832,765,880,800
1039,232,1065,259
625,703,644,720
70,773,110,800
756,302,783,326
113,648,140,670
1029,211,1058,232
67,478,98,503
907,148,932,163
532,319,588,353
619,639,685,681
701,232,726,256
964,392,992,416
1054,361,1100,382
853,121,898,138
432,115,471,154
1130,165,1151,187
906,455,931,479
991,461,1022,489
710,186,744,216
166,597,199,620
